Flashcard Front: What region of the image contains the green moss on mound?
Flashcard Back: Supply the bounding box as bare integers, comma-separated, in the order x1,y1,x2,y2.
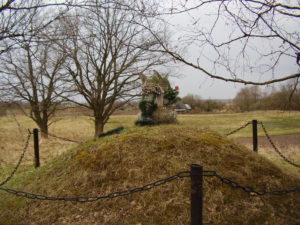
0,125,299,225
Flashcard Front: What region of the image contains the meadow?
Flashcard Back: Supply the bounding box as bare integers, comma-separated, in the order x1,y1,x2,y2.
0,110,300,169
0,110,300,225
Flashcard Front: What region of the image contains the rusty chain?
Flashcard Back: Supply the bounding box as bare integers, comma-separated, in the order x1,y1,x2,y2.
259,121,300,168
225,121,251,136
0,171,191,202
0,131,32,186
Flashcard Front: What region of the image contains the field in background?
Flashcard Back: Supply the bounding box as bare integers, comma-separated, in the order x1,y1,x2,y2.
0,110,299,173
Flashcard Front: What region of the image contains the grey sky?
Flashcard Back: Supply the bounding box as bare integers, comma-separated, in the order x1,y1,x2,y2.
161,1,300,99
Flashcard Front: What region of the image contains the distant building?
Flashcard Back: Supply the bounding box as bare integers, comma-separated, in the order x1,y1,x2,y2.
174,103,192,112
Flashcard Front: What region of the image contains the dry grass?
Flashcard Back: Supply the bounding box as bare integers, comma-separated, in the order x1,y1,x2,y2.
1,110,299,167
0,110,299,224
239,143,300,178
0,125,299,225
0,115,136,167
178,110,300,138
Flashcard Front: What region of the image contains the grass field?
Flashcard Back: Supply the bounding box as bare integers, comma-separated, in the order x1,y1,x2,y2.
0,110,299,168
0,110,299,225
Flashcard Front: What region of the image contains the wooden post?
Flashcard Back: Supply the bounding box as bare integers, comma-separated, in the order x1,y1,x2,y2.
33,128,40,168
191,164,203,225
252,120,258,152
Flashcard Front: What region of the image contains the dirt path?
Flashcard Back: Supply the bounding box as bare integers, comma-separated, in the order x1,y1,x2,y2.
233,133,300,149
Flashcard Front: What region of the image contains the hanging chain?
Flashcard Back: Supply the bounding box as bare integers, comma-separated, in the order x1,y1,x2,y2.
0,131,32,186
259,121,300,168
0,171,191,202
40,131,82,144
1,168,300,202
40,126,124,144
225,121,251,136
212,172,300,195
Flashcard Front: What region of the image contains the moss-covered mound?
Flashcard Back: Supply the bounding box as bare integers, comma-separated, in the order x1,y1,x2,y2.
1,125,299,225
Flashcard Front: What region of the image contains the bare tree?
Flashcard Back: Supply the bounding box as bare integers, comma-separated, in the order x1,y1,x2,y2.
0,24,68,137
233,86,262,111
264,78,300,110
0,0,156,56
143,0,300,85
60,1,167,137
0,0,74,55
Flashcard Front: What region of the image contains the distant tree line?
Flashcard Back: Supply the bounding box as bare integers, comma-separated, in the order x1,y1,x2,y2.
1,0,299,137
180,79,300,112
234,79,300,111
180,95,225,113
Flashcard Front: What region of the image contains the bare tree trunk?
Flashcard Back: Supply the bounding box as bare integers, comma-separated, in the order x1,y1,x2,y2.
94,118,104,137
37,121,48,138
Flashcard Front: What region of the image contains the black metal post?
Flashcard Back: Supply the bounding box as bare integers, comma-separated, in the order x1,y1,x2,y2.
252,120,258,152
191,164,203,225
33,128,40,168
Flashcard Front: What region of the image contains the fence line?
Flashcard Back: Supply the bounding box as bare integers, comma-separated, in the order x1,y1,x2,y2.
0,171,191,202
259,121,300,168
1,120,300,224
0,131,31,187
39,126,125,143
226,120,300,168
40,130,83,144
1,164,299,224
0,126,125,185
225,121,251,136
1,166,299,202
1,121,298,188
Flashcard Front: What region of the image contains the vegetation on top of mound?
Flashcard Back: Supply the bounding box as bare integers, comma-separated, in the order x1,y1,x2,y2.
0,125,299,225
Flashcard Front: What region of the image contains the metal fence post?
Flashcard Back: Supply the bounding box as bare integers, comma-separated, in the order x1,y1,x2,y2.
252,120,258,152
33,128,40,168
191,164,203,225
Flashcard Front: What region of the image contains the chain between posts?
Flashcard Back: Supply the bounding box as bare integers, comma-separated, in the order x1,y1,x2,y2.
0,171,191,202
212,172,300,195
40,127,125,144
259,121,300,168
225,121,251,136
1,168,300,202
0,131,32,186
40,130,82,144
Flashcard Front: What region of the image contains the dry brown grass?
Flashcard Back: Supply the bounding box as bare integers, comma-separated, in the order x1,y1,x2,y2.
0,115,135,167
0,125,299,225
1,111,299,168
237,143,300,177
0,111,299,225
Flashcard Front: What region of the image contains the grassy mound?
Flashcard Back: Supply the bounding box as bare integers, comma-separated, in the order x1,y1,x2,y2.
0,125,299,225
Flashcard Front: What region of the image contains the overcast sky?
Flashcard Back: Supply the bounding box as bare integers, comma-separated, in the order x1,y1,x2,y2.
160,1,300,100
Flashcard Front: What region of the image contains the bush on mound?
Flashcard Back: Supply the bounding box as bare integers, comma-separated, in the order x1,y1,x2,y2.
0,125,299,225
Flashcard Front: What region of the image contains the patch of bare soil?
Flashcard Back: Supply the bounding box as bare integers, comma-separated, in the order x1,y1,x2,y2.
233,133,300,149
